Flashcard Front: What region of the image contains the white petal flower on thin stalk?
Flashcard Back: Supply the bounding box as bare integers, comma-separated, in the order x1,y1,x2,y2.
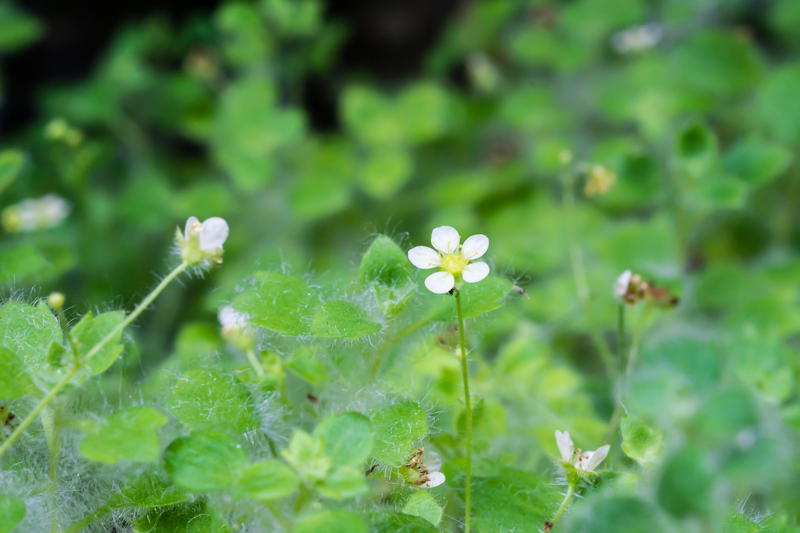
1,194,71,233
177,216,229,266
554,430,610,473
218,305,249,332
408,226,490,294
614,269,632,301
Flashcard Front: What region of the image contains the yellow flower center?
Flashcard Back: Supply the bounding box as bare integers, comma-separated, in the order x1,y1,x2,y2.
441,250,469,274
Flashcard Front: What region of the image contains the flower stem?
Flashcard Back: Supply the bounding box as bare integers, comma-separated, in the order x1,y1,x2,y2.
245,348,265,379
550,482,576,527
0,261,189,460
455,290,472,533
605,303,627,445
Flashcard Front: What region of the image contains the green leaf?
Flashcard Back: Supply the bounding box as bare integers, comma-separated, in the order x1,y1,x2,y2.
280,429,331,481
0,150,25,194
341,86,403,146
233,460,299,501
0,301,61,375
167,368,259,435
0,494,25,533
402,492,443,526
0,346,36,399
71,311,126,376
79,407,168,464
107,471,187,509
370,511,437,533
313,412,373,468
359,235,414,316
317,466,369,499
620,415,664,465
723,138,792,186
311,301,382,339
135,499,231,533
657,447,713,519
372,402,428,466
724,508,763,533
0,245,49,284
163,431,249,492
562,494,666,533
358,147,414,200
397,82,452,143
676,121,717,177
428,275,514,322
469,469,558,532
294,510,367,533
755,65,800,143
233,272,316,335
286,347,327,385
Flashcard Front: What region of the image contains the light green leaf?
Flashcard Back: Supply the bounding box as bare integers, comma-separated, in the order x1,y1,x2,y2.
233,272,316,335
0,301,61,375
723,138,792,186
469,469,559,532
163,431,249,492
134,499,231,533
79,407,168,464
107,471,187,509
317,466,369,500
311,301,382,339
359,235,414,316
294,510,367,533
397,82,452,143
286,348,327,385
755,65,800,143
370,511,437,533
0,150,25,194
233,460,299,501
280,429,331,481
341,86,403,146
620,415,664,465
167,368,259,435
358,147,414,200
0,245,49,284
71,311,126,376
402,492,444,526
372,402,428,466
313,412,373,468
0,494,25,533
0,346,36,399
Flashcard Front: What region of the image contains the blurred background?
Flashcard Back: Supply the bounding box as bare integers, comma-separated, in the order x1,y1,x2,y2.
3,1,800,528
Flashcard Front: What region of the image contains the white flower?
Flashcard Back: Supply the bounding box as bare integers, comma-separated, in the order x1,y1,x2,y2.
554,430,610,473
611,23,663,54
177,216,229,266
408,226,490,294
1,194,70,233
218,305,248,331
614,269,632,301
420,471,446,488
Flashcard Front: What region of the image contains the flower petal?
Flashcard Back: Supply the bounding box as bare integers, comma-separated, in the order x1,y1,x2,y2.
218,305,248,328
199,217,229,251
431,226,460,254
555,430,574,463
184,216,200,240
462,234,489,260
584,444,610,472
425,271,455,294
421,471,446,488
614,269,632,299
462,262,490,283
408,246,442,269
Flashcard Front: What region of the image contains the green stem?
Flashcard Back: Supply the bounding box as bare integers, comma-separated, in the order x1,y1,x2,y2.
0,261,190,459
624,304,651,381
42,406,63,533
54,306,79,362
455,290,472,533
605,304,627,445
245,349,265,379
550,482,576,527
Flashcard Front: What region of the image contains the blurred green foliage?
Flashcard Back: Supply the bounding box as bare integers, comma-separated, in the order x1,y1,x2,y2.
2,0,800,531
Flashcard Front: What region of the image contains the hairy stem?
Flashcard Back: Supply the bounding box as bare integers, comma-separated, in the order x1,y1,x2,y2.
455,290,472,533
0,261,189,459
550,482,576,527
245,348,265,379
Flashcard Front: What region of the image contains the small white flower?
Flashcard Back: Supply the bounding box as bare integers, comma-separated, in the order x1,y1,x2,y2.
1,194,70,233
611,23,663,54
420,471,446,488
554,430,610,473
614,269,632,301
218,305,249,331
177,216,229,266
408,226,490,294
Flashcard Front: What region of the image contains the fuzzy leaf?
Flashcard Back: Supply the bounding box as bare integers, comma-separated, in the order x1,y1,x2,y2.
79,407,168,464
359,235,414,315
313,412,374,468
0,301,61,375
280,429,331,481
0,245,49,284
318,466,369,499
233,272,316,335
0,346,36,399
0,150,25,194
233,460,299,501
402,492,444,526
372,402,428,466
294,510,368,533
135,499,231,533
0,494,25,533
371,511,437,533
163,431,249,492
286,348,327,385
469,468,559,532
71,311,126,376
311,301,382,339
621,415,664,465
108,471,187,508
167,368,259,435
